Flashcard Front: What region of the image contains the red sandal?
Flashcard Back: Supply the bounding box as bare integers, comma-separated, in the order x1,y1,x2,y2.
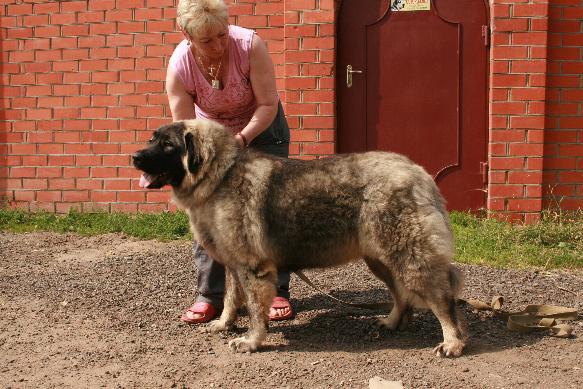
269,296,293,321
180,302,217,324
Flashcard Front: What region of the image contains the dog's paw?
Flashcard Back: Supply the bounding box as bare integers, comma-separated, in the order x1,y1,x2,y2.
206,319,232,333
377,315,408,331
432,340,465,358
376,317,400,330
228,337,258,353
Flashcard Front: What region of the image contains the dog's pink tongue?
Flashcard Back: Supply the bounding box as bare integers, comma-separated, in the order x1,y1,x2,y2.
139,174,152,188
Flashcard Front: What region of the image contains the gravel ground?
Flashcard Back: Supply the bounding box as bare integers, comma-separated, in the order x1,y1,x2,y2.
0,231,581,388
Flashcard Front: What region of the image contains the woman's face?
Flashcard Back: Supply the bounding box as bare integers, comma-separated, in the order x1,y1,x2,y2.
189,25,228,60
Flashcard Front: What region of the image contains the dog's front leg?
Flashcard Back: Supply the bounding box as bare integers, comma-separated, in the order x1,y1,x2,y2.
209,268,243,333
228,263,277,353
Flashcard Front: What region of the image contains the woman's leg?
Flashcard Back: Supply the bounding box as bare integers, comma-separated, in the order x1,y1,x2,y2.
181,243,225,323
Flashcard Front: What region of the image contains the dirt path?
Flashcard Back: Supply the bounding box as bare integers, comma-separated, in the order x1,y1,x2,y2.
0,231,581,388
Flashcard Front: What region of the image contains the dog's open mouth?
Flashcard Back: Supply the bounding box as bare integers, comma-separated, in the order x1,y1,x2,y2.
139,172,169,189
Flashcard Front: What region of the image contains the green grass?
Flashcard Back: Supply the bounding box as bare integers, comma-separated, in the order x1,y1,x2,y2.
1,208,581,269
451,210,583,269
0,208,191,241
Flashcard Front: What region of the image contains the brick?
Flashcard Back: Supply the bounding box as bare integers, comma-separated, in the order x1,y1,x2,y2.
302,10,334,24
79,36,106,48
511,60,547,73
111,203,138,212
62,24,90,36
509,116,545,129
513,4,548,17
491,47,529,60
61,1,88,13
507,198,542,212
548,47,580,61
511,88,546,101
508,143,544,157
303,116,334,129
63,191,90,202
65,96,91,107
302,142,334,156
489,184,524,198
54,107,80,119
14,191,35,202
302,37,334,50
544,157,577,170
118,192,146,202
76,156,103,167
48,179,75,190
512,32,547,45
145,191,171,203
103,180,130,190
64,120,92,131
50,13,77,25
138,203,170,212
551,20,580,33
65,144,92,154
11,167,36,178
78,11,105,23
34,2,60,14
34,26,61,38
146,20,175,32
37,191,62,202
23,15,49,27
507,168,544,185
493,19,528,32
559,117,583,129
491,102,526,115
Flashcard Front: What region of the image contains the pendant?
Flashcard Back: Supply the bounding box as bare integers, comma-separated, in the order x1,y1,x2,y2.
212,79,221,89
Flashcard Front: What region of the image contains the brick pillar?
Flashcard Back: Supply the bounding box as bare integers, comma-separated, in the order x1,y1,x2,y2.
489,0,551,223
284,0,335,159
543,0,583,210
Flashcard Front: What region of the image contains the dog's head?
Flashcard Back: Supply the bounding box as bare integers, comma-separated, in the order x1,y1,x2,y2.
132,119,237,190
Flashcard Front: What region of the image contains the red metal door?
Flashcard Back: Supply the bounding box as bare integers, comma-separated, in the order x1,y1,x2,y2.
337,0,489,211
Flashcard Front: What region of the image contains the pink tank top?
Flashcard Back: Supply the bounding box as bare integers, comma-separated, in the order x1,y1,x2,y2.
169,25,257,133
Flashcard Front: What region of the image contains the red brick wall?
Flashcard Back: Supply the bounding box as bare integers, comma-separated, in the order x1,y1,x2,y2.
488,0,551,223
283,0,335,159
0,0,288,213
543,0,583,210
1,0,581,218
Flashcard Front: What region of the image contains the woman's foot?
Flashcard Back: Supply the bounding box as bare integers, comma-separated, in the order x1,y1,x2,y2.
269,296,293,321
181,297,293,324
180,301,217,324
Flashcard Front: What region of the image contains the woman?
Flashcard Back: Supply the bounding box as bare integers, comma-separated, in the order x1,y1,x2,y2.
167,0,293,324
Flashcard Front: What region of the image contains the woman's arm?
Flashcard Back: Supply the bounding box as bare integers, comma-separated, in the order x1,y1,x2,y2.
166,67,196,121
237,34,279,146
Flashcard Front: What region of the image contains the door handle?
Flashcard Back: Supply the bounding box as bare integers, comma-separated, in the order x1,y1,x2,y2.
346,65,363,88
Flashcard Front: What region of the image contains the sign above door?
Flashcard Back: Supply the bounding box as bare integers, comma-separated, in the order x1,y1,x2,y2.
391,0,431,12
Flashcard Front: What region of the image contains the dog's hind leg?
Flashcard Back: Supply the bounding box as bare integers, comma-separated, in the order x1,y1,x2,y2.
228,262,277,353
412,264,467,358
209,268,243,333
364,257,411,330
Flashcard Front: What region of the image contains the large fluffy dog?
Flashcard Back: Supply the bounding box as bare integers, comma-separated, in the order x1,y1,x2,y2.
133,119,467,357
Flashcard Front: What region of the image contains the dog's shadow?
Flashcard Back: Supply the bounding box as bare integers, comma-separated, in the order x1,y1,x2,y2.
250,290,570,356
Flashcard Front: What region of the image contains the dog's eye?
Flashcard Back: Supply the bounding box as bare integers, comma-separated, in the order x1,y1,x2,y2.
163,140,173,148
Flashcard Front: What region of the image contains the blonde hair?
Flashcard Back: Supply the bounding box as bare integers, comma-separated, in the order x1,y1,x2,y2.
177,0,229,38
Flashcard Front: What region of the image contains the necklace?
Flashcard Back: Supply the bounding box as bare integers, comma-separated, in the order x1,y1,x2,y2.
198,56,222,89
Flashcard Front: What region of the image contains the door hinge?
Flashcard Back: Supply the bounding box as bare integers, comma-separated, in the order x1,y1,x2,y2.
480,162,488,185
481,25,490,47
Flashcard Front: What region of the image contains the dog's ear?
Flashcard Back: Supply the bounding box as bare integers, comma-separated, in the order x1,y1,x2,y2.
185,132,200,174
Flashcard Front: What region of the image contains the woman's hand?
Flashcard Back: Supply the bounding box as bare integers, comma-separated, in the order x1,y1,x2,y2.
234,133,246,148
